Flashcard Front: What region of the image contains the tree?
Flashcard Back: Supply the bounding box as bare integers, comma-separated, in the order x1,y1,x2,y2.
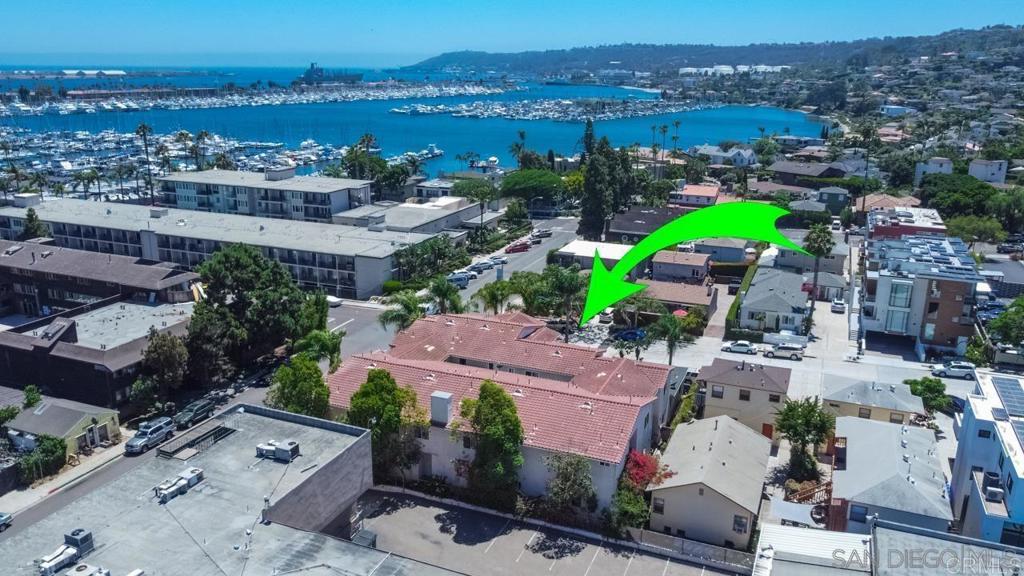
18,207,48,240
294,329,343,373
295,292,329,338
990,296,1024,347
609,484,649,534
578,154,611,239
919,174,995,219
347,368,427,481
880,152,916,188
803,224,835,312
499,169,566,202
23,384,41,409
839,207,855,229
185,301,239,386
775,397,834,481
379,290,425,331
213,152,236,170
508,271,550,316
543,265,585,342
0,404,20,428
133,123,153,202
546,453,597,513
18,434,66,484
426,276,464,314
612,335,652,361
945,216,1006,250
682,157,707,185
905,376,950,413
649,314,692,365
473,279,513,314
503,199,529,226
459,380,524,498
266,355,330,418
451,179,497,226
989,189,1024,235
141,327,189,400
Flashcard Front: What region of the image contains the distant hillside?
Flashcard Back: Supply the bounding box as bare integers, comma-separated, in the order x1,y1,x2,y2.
409,26,1024,73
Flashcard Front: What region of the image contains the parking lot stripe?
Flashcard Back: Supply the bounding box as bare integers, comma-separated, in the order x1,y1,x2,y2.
516,531,538,563
584,546,601,576
662,557,670,576
483,519,510,554
549,556,558,571
367,552,392,575
623,551,634,575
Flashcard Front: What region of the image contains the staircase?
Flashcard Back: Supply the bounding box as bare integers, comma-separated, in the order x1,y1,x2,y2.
791,480,833,505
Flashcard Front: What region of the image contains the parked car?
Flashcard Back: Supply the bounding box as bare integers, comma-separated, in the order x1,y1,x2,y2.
997,243,1023,254
505,242,530,254
598,308,614,324
847,227,864,237
454,268,479,279
831,220,842,231
531,229,553,239
125,416,174,454
488,255,508,265
528,235,543,245
831,298,846,313
764,343,804,360
614,328,647,341
727,280,742,295
446,272,470,289
174,399,216,429
931,361,976,380
722,340,758,354
468,260,494,272
325,295,343,308
0,511,10,532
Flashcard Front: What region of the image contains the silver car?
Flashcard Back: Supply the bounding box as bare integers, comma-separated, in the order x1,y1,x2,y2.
932,361,976,380
125,417,174,454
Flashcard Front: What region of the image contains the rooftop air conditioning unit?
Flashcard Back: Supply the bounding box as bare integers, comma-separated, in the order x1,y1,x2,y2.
986,486,1005,503
256,440,300,462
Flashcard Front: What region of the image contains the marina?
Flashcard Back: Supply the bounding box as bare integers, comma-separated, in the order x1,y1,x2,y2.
388,97,716,122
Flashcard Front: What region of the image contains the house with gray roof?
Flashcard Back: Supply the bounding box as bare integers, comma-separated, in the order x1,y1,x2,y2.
738,268,810,334
803,270,848,302
775,234,848,276
788,199,827,213
649,416,770,548
768,161,847,185
831,417,952,534
817,186,851,215
823,379,925,425
693,237,753,263
6,397,119,457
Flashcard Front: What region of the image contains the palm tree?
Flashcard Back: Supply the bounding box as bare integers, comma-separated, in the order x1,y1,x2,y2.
194,130,210,170
545,265,585,342
650,314,690,365
293,329,343,373
672,119,682,151
473,280,512,315
404,155,423,177
455,153,465,170
508,140,525,166
113,163,128,195
5,164,26,192
378,290,425,332
466,182,497,226
508,271,547,316
213,152,236,170
650,144,661,179
28,171,48,196
659,124,668,164
127,163,140,194
73,170,99,198
135,122,155,205
154,143,172,174
50,182,65,199
804,224,836,314
426,276,463,314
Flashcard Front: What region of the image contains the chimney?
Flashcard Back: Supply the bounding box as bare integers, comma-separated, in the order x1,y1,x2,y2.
430,391,452,427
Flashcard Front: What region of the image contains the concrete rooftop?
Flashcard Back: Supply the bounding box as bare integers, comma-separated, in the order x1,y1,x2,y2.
23,301,194,350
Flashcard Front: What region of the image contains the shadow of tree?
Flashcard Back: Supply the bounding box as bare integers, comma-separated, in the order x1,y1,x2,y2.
363,494,416,519
527,533,586,560
433,508,514,546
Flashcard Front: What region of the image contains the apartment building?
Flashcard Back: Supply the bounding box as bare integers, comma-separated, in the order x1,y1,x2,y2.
327,312,684,510
0,199,435,299
157,167,372,223
860,235,982,358
969,159,1008,185
950,373,1024,546
866,207,946,240
698,358,791,442
913,157,953,186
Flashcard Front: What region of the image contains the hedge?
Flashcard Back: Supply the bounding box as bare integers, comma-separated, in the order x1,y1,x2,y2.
724,265,763,342
710,263,751,280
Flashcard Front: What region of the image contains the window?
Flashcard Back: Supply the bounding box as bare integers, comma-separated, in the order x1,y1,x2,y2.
889,282,912,308
979,429,992,439
923,323,935,341
711,385,724,399
644,414,650,429
698,487,704,496
652,498,665,515
1009,476,1015,496
1000,453,1005,471
462,435,473,449
850,505,869,523
739,389,751,402
889,412,905,424
858,407,872,419
732,515,748,534
414,427,429,440
769,394,781,403
884,309,909,333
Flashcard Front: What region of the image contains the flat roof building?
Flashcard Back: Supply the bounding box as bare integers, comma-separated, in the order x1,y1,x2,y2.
0,199,437,299
333,196,495,234
157,167,373,223
866,207,946,240
0,404,456,576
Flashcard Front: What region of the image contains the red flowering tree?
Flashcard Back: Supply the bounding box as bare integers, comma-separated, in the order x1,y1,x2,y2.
623,450,675,491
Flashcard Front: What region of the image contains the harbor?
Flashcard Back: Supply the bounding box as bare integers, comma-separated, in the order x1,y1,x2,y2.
388,97,716,122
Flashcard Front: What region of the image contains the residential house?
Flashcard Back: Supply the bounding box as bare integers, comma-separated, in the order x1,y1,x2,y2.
865,207,946,240
648,416,770,548
879,104,917,117
636,279,718,317
690,145,758,167
698,358,791,441
668,183,720,208
816,186,850,215
861,235,981,358
913,157,953,187
857,193,921,213
651,250,711,282
6,397,120,457
327,313,685,510
969,159,1008,184
555,240,636,275
767,161,847,186
775,233,848,276
413,178,455,199
746,181,814,199
830,417,952,534
787,199,828,214
693,237,752,263
822,379,925,425
802,270,848,302
607,206,687,244
738,268,810,334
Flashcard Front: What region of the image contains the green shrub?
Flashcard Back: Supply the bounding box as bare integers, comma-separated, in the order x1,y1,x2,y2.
18,434,67,485
382,280,403,295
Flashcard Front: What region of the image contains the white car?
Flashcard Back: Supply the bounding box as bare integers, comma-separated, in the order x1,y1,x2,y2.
488,255,509,265
455,268,479,279
325,295,343,308
598,308,614,324
722,340,758,355
932,361,976,380
831,298,846,313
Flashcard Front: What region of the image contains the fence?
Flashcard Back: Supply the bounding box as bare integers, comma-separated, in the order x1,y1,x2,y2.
626,527,755,571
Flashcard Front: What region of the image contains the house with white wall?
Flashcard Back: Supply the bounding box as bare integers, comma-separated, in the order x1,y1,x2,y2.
969,159,1008,184
913,157,953,187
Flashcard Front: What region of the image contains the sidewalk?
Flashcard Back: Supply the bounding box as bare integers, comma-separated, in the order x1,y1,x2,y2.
0,435,126,515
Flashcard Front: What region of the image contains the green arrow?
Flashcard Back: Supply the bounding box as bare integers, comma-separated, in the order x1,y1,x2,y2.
579,202,809,326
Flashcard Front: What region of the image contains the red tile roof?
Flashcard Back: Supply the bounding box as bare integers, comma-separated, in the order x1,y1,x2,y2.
328,353,646,463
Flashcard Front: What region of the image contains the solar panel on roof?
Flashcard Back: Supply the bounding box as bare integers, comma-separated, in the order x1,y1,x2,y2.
1012,421,1024,450
993,377,1024,417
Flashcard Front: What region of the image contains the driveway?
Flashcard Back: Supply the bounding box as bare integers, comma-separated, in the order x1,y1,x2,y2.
360,491,738,576
704,288,736,339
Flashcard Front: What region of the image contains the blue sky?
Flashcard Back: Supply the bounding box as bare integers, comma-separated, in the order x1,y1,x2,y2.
1,0,1021,67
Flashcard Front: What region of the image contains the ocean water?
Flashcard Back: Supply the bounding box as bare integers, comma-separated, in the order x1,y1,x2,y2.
1,68,825,174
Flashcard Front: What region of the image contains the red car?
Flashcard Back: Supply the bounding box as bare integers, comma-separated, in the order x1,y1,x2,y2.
505,242,530,254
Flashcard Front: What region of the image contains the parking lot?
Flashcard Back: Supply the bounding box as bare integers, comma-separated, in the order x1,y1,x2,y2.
360,491,740,576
